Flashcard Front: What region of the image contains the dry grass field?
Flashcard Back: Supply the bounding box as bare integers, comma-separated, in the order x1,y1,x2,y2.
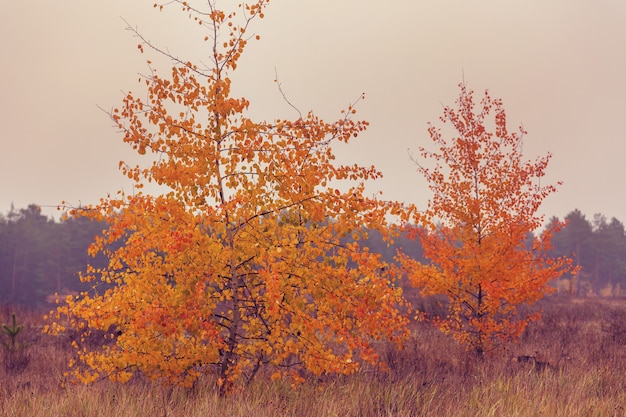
1,296,625,417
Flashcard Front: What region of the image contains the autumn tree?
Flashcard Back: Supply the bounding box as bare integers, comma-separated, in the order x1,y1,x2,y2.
46,0,410,393
398,82,574,355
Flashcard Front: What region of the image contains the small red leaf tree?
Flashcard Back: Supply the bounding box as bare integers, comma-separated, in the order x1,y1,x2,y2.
47,0,410,392
398,82,574,355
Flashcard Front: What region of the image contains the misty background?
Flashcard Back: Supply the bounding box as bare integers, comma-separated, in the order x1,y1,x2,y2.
2,0,626,224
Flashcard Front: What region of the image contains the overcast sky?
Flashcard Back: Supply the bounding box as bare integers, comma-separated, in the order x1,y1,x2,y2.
2,1,626,227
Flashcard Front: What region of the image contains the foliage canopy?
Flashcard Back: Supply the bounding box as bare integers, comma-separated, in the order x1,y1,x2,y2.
47,0,410,392
399,83,574,355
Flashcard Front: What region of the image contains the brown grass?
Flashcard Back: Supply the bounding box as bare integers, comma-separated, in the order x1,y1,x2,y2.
1,296,625,417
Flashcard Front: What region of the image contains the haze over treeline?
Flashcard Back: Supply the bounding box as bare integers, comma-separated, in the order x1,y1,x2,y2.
3,1,626,227
0,203,623,307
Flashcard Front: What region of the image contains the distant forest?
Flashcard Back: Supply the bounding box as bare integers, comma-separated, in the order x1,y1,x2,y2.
0,204,623,307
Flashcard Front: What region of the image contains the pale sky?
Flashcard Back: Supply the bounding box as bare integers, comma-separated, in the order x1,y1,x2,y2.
2,1,626,227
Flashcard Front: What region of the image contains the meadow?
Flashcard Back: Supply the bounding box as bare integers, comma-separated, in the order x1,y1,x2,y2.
1,296,624,417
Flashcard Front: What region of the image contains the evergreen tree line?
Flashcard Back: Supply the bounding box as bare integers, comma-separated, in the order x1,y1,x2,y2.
0,205,107,306
547,209,626,296
0,204,623,307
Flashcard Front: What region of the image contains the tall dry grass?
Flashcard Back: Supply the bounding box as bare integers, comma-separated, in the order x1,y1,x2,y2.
1,296,625,417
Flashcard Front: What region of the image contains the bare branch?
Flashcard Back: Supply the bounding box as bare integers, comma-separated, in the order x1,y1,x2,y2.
274,68,303,119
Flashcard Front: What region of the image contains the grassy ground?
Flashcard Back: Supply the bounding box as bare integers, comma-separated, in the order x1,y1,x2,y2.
1,296,625,417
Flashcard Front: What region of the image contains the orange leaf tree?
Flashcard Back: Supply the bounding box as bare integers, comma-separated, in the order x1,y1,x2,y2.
398,82,574,355
47,0,410,392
